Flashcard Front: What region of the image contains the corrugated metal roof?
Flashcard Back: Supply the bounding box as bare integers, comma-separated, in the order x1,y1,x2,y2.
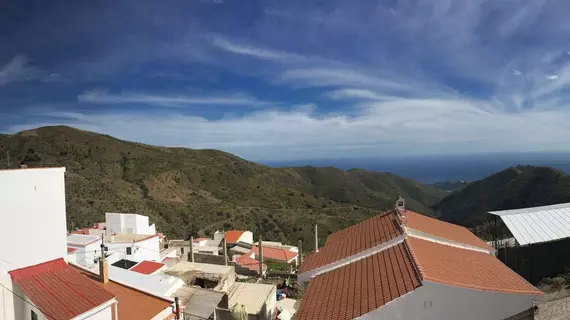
228,283,275,315
489,203,570,246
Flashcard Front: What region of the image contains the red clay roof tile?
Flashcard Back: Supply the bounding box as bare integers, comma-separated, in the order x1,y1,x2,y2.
74,266,174,320
225,231,245,243
402,210,494,251
9,259,115,320
249,246,297,262
405,237,543,296
300,211,403,273
130,260,165,275
296,243,421,320
235,255,267,274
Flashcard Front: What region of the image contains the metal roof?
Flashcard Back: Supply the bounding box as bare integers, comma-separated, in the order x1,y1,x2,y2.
489,203,570,246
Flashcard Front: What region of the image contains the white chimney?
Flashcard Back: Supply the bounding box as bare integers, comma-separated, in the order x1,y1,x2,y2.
396,196,405,211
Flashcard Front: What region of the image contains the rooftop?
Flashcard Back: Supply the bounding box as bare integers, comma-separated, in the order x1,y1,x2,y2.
228,282,276,315
406,237,543,296
225,230,246,243
74,265,175,320
67,233,101,246
489,202,570,246
296,243,421,320
9,258,115,320
130,260,166,275
401,210,494,251
106,233,158,243
235,254,267,274
174,285,225,319
300,211,403,273
249,246,297,262
165,261,234,276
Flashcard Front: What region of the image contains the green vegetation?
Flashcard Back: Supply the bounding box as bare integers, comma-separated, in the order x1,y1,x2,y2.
433,166,570,231
0,126,447,250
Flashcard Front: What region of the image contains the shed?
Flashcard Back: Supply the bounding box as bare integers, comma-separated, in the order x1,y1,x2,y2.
489,202,570,283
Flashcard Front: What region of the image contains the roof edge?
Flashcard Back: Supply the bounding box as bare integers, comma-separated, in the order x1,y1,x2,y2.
422,280,544,297
299,234,406,282
69,262,175,304
405,227,495,255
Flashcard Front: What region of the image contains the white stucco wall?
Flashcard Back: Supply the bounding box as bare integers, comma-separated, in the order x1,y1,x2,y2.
359,281,538,320
238,231,254,244
69,241,102,268
0,168,67,271
105,213,156,236
75,301,114,320
106,236,160,263
0,272,53,320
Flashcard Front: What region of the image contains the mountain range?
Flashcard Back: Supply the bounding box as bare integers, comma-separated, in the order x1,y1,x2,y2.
0,126,445,249
2,126,567,247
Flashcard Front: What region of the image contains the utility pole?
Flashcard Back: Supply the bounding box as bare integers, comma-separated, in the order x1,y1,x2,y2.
223,236,228,266
188,236,195,262
259,237,264,279
298,239,303,266
6,150,9,167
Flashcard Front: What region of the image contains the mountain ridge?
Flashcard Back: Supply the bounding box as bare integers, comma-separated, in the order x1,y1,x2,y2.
0,126,446,249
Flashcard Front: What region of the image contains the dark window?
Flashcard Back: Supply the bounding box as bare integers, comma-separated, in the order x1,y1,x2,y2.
31,310,38,320
126,247,132,255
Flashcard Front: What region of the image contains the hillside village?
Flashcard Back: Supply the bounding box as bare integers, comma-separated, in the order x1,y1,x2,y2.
3,166,570,319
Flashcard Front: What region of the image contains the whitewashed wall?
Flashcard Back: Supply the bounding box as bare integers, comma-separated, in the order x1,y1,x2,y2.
359,281,537,320
106,236,160,263
238,231,254,244
0,273,52,320
69,241,102,268
105,213,156,236
0,168,67,271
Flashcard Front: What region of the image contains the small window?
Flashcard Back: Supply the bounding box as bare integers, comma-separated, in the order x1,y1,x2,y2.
126,247,132,255
31,310,38,320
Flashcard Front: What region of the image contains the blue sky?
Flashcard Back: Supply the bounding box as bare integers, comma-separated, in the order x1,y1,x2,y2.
2,0,570,161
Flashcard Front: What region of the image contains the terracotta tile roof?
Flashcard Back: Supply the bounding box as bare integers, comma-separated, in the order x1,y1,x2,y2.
296,243,421,320
71,228,93,235
9,259,115,320
225,230,245,243
300,211,403,273
249,246,297,262
401,210,494,251
406,237,543,296
130,260,166,275
74,266,175,320
67,247,77,254
235,255,267,274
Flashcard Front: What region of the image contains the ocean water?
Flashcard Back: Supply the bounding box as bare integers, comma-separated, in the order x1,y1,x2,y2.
261,152,570,184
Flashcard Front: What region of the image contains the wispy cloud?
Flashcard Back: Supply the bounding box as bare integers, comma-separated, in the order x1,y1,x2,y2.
77,89,273,107
0,55,36,86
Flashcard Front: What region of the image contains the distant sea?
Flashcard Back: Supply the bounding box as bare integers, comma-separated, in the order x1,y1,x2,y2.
261,152,570,184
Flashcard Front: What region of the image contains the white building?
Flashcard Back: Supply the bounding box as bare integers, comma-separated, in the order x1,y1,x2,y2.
105,212,156,236
0,168,117,320
67,234,102,268
106,234,161,262
0,167,68,271
296,204,544,320
223,283,277,320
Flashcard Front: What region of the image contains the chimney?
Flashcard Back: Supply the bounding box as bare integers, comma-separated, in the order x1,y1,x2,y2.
259,238,264,278
298,239,303,266
396,196,405,211
314,224,319,252
188,237,194,262
99,236,109,284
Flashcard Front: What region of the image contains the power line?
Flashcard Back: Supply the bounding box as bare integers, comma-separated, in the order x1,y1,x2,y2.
0,281,58,320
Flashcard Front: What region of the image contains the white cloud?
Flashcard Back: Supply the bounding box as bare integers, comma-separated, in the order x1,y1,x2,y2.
546,74,559,80
513,70,522,76
0,55,36,86
77,89,273,107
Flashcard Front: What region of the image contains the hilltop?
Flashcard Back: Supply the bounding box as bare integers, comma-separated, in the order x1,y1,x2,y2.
433,166,570,228
0,126,446,249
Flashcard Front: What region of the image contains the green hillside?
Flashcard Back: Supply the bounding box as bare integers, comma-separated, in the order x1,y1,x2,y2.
0,126,446,249
433,166,570,228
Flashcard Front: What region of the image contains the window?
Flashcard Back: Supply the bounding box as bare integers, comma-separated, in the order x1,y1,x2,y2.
31,310,38,320
126,247,132,255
